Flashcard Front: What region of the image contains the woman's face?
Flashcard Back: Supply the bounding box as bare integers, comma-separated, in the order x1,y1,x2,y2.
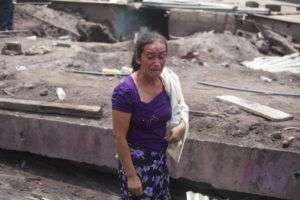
137,40,167,78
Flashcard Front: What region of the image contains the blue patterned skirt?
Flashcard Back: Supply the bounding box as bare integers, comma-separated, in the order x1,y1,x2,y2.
119,146,170,200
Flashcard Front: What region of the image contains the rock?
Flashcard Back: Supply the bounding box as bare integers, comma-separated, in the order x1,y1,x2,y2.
16,65,27,71
265,4,281,12
25,46,51,56
23,83,35,90
255,40,269,54
181,51,199,60
59,35,72,41
1,42,23,55
271,132,282,140
260,76,272,83
67,60,86,68
282,136,295,148
221,62,230,68
27,36,37,40
245,1,259,8
224,106,241,115
56,87,66,101
0,71,15,81
39,89,49,96
76,20,118,43
55,42,71,48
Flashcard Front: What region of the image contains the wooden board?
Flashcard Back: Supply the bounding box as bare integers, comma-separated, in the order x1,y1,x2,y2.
0,97,102,119
216,95,293,122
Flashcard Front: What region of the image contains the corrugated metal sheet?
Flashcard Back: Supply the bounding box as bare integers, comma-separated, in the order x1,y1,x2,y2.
242,53,300,73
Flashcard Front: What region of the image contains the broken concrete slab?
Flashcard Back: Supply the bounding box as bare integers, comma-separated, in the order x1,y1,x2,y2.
0,110,299,199
1,42,23,55
169,9,236,37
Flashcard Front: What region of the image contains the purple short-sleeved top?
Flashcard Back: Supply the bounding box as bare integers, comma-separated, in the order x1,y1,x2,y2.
112,75,171,152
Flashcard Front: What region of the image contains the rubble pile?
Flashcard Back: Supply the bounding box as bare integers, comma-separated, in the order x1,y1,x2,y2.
13,4,117,42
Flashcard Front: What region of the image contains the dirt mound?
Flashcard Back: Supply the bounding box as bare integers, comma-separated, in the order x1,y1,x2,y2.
168,31,262,64
14,4,81,39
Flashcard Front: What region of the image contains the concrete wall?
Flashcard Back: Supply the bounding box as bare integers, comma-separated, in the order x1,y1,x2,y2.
0,110,299,199
169,9,236,37
50,2,169,40
249,15,300,42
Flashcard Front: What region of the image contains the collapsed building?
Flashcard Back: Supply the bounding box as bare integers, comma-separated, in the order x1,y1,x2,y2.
0,0,299,199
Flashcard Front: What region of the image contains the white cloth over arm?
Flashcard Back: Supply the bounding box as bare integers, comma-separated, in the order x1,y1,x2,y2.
160,67,189,162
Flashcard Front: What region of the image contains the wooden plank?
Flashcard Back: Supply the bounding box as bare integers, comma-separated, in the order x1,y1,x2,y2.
216,95,293,122
0,30,30,34
0,97,102,119
68,69,130,76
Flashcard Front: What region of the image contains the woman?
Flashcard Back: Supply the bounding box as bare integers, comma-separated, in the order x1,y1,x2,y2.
112,30,187,200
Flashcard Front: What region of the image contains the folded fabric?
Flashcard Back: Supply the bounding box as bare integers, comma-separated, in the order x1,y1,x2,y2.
161,67,189,162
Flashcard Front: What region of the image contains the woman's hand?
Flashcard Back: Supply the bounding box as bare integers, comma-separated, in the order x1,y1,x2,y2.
165,123,185,144
127,174,143,196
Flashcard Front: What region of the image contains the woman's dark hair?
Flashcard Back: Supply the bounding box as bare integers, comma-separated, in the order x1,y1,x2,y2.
131,29,167,72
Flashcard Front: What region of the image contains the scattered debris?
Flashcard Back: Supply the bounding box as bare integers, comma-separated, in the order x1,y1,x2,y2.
25,46,51,56
39,89,49,96
20,160,26,169
58,35,72,41
224,106,241,115
2,88,14,96
254,40,270,54
76,20,118,43
271,131,282,141
242,53,300,73
0,71,15,80
102,68,122,75
260,75,272,83
283,127,300,132
189,110,226,118
27,35,37,40
282,136,295,148
1,42,23,55
54,42,71,48
16,65,27,71
216,95,293,122
257,26,298,55
181,51,199,60
0,30,30,34
68,68,131,76
186,191,210,200
120,66,133,74
245,1,259,8
221,62,230,68
56,87,66,101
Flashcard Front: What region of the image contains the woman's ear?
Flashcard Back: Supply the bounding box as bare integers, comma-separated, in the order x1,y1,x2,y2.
136,57,141,65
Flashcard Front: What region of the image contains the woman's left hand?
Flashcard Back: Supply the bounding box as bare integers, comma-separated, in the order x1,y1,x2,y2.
165,124,185,144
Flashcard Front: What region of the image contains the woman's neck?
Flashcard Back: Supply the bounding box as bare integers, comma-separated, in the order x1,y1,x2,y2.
136,71,160,86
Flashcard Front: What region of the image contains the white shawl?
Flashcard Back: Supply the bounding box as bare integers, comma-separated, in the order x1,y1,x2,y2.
160,67,189,163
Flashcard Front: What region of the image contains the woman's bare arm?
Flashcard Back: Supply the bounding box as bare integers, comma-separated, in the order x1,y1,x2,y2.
112,110,143,196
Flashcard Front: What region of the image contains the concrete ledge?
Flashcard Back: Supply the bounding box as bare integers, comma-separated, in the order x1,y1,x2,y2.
169,9,236,37
0,111,299,199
